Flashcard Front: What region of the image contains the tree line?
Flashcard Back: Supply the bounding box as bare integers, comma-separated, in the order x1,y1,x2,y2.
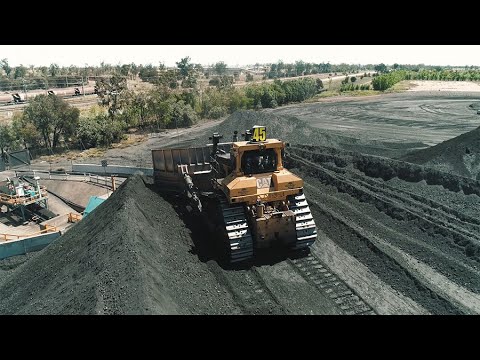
0,68,324,155
266,61,371,79
371,69,480,91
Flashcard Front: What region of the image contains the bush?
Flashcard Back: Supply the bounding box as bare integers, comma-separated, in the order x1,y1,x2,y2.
372,70,407,91
208,106,228,119
170,101,198,127
209,78,220,86
77,113,125,148
316,78,324,91
77,116,102,148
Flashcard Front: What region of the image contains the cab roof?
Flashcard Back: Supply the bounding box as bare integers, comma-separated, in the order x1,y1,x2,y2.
232,139,284,150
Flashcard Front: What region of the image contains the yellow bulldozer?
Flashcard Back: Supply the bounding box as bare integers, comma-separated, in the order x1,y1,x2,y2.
152,125,317,263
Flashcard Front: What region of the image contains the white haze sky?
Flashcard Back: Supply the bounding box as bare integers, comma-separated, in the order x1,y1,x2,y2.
1,45,480,67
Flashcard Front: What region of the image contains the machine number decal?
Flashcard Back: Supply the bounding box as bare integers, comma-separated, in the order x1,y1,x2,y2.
256,177,272,189
252,126,266,142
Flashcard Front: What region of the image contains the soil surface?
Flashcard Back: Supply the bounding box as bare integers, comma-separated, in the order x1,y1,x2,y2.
1,88,479,315
401,126,480,180
267,91,480,148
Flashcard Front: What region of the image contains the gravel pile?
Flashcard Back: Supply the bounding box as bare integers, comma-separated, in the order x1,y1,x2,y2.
0,175,238,314
401,126,480,179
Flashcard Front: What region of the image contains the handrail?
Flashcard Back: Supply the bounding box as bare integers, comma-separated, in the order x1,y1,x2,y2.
0,225,58,242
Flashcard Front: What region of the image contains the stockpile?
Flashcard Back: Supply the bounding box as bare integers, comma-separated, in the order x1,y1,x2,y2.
401,126,480,180
0,175,238,314
197,111,417,158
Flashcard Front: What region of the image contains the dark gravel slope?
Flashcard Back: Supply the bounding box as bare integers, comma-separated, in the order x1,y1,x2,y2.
401,126,480,180
0,175,240,314
193,110,422,158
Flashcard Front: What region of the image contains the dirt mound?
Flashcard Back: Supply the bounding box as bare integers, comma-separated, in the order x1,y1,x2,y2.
469,102,480,111
401,126,480,180
194,110,421,158
0,175,239,314
288,145,480,314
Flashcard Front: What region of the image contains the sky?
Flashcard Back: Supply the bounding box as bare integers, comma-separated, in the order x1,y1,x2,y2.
1,45,480,68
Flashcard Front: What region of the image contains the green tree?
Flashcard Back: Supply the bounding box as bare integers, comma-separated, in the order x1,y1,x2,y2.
129,63,139,80
170,100,198,128
1,58,12,77
157,69,178,89
120,64,131,77
176,57,198,88
216,75,234,90
12,112,41,149
76,114,103,149
181,76,197,88
38,66,48,77
22,94,79,150
176,57,194,79
95,75,129,118
14,64,27,79
49,63,60,77
374,63,388,74
194,64,204,80
0,123,16,156
295,60,306,76
214,61,227,75
138,64,158,82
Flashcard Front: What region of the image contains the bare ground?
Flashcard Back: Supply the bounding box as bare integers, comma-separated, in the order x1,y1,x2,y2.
1,89,479,315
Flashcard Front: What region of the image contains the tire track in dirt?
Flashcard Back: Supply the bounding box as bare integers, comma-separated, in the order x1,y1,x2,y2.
289,150,480,283
306,196,463,314
310,230,430,315
287,151,480,314
307,189,480,314
286,253,375,315
205,262,287,315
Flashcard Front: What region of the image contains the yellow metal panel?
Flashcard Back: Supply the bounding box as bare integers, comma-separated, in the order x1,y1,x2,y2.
272,170,303,191
230,188,302,205
225,176,257,197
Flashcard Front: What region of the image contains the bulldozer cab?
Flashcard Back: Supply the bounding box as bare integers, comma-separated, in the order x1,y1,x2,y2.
241,148,277,175
229,126,285,177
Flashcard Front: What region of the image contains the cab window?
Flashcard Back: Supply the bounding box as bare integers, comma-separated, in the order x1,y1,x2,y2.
241,149,277,174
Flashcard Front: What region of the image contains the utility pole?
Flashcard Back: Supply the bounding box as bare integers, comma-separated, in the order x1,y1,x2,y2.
175,117,179,145
83,63,87,97
22,78,27,101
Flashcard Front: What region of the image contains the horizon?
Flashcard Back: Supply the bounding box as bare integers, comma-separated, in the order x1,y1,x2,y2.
1,45,480,68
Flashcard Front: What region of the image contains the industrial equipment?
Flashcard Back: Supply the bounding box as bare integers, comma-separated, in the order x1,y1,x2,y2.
0,176,51,222
152,125,317,263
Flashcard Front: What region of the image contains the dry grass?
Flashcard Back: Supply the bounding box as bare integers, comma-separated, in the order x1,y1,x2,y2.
37,147,108,163
305,89,380,103
111,134,148,149
387,80,418,92
337,90,380,97
305,91,342,102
